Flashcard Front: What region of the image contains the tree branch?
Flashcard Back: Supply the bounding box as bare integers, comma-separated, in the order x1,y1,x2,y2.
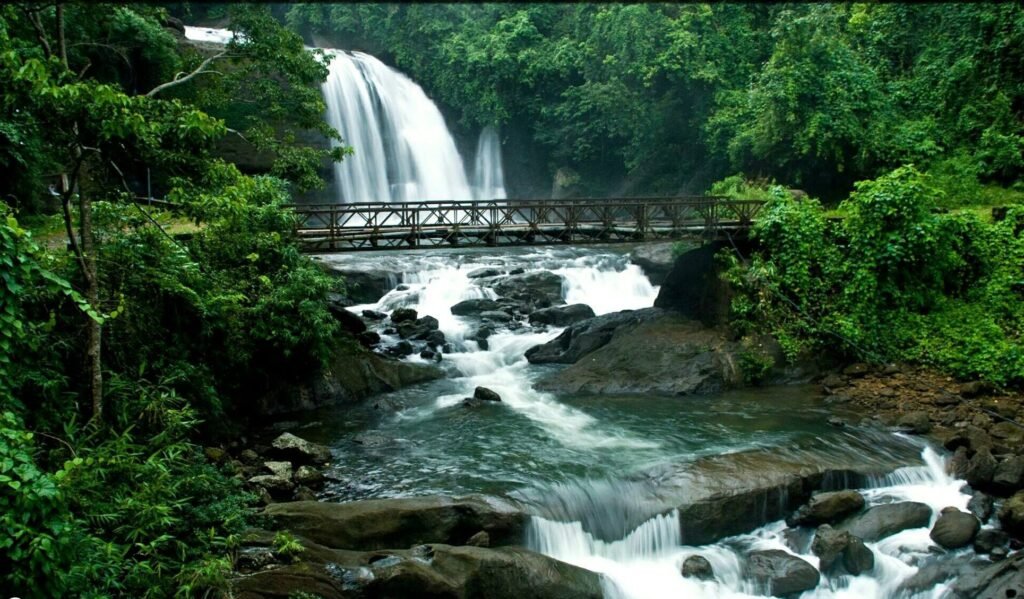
22,7,53,58
56,3,67,68
145,50,228,98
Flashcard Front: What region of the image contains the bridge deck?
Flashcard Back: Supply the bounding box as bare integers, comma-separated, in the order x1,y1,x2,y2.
288,197,763,252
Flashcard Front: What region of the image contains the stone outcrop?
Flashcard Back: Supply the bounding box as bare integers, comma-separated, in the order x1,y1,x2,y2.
746,549,820,597
528,303,595,327
653,241,736,326
525,308,664,364
264,496,527,551
839,502,932,542
786,490,865,527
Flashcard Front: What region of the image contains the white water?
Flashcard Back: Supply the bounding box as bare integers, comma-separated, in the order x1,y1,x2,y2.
472,125,506,201
527,446,970,599
353,251,661,449
183,26,237,44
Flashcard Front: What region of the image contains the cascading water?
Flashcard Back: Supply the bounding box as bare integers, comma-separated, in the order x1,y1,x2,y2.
183,28,506,205
321,49,474,203
472,125,507,201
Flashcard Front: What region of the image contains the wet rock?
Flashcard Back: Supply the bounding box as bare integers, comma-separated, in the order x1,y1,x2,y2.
269,432,331,465
991,546,1009,561
974,528,1010,554
294,485,318,502
930,508,980,549
419,349,436,360
475,326,493,340
897,411,932,434
959,380,993,398
235,546,279,573
466,531,490,547
356,331,380,347
327,304,367,335
948,552,1024,598
451,298,502,316
680,554,715,581
824,394,852,405
480,310,513,323
467,267,502,279
204,446,228,463
362,309,386,321
998,491,1024,537
842,363,871,377
826,416,846,427
424,330,446,348
994,456,1024,492
476,338,489,351
944,425,994,455
654,241,733,326
746,549,820,597
248,474,294,499
372,396,404,412
473,387,502,402
488,271,565,309
811,525,874,575
535,312,749,396
239,448,260,466
840,502,932,542
387,340,415,357
529,304,596,327
525,308,664,364
965,449,998,488
262,461,294,480
968,491,994,522
897,555,976,596
787,490,865,527
390,308,418,323
820,373,847,390
294,465,324,489
264,495,527,551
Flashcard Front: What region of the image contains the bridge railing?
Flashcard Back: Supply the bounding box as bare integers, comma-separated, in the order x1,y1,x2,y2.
284,196,764,251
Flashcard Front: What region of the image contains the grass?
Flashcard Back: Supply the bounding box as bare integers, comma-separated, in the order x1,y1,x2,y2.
20,207,202,250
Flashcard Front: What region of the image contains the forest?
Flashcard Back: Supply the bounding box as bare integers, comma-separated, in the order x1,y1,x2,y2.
1,3,1022,598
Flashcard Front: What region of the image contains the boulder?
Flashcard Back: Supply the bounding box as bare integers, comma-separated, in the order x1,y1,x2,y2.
528,304,596,327
959,380,993,398
473,387,502,402
390,308,418,323
327,303,367,335
820,373,847,390
943,425,994,455
269,433,331,466
974,528,1010,554
488,271,565,309
994,456,1024,493
840,502,932,542
811,525,873,575
680,554,715,581
232,539,601,599
294,465,324,489
629,242,679,285
746,550,820,597
248,475,294,499
525,308,664,364
264,496,527,551
465,531,490,547
787,490,865,527
387,340,415,357
316,262,402,304
362,309,387,321
535,312,744,396
998,491,1024,537
255,342,444,415
897,411,932,434
968,491,994,522
654,241,733,326
948,553,1024,599
929,508,980,549
262,461,294,480
842,363,871,377
467,267,502,279
451,299,502,316
965,449,998,488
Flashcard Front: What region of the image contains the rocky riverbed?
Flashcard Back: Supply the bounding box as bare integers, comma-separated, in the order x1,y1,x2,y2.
220,244,1023,598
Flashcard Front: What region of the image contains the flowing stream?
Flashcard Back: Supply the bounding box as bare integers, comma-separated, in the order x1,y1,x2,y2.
304,246,974,599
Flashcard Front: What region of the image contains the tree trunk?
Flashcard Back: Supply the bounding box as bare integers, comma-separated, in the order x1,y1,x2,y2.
79,188,103,420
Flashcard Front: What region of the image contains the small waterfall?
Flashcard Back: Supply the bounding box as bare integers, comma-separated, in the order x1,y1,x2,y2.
321,49,473,204
183,26,236,44
472,125,506,201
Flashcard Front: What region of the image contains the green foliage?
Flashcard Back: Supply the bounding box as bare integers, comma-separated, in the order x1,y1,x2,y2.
286,3,1022,198
273,530,305,561
708,174,784,202
726,166,1024,385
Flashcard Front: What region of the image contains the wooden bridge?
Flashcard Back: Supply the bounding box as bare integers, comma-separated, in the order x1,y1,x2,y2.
288,196,764,253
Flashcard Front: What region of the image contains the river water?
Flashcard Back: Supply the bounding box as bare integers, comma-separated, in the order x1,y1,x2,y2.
299,246,973,599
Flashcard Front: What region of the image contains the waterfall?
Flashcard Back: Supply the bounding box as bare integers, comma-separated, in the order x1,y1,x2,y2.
321,49,474,204
472,125,506,201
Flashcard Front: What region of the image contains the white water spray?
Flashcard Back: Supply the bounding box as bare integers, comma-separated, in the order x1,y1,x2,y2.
472,125,506,201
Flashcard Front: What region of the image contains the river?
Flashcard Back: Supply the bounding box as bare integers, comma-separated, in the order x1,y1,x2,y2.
293,245,970,599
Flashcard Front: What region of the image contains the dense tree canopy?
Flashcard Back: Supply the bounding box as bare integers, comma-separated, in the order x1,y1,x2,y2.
286,2,1023,199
